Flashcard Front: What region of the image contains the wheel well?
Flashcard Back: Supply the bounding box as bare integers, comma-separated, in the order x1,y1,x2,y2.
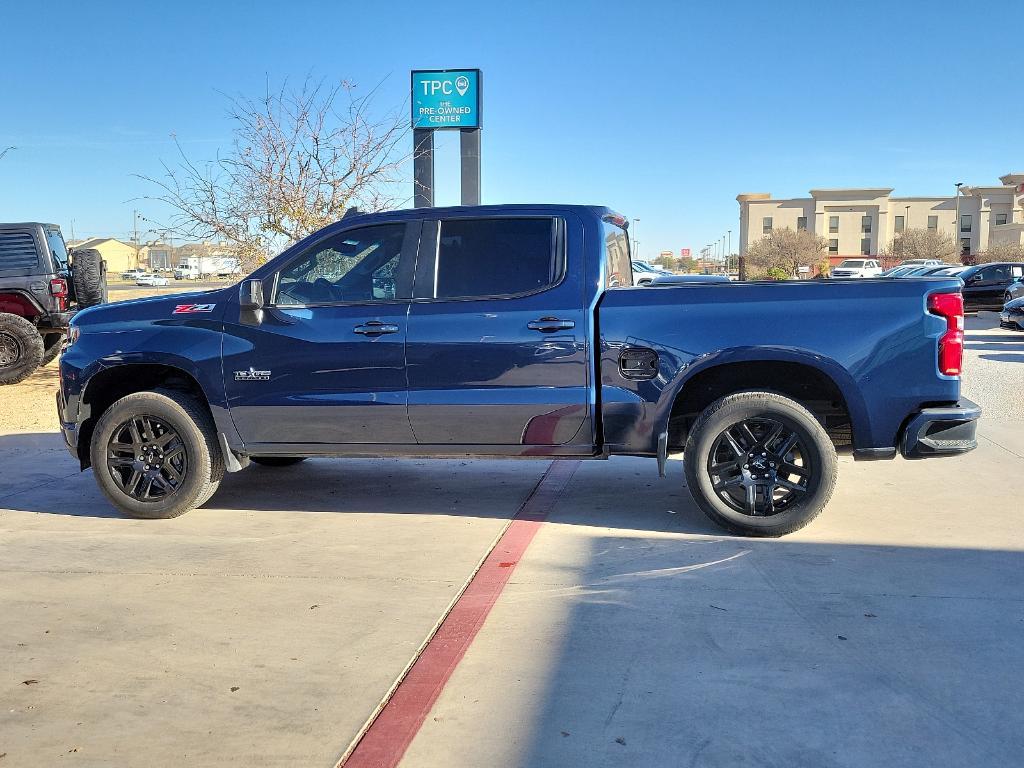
0,292,42,320
667,361,853,451
77,364,213,469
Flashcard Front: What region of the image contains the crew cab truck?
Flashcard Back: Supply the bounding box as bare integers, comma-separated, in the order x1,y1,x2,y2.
58,205,980,536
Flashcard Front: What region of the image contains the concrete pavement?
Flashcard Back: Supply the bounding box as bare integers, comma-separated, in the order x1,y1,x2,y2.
399,428,1024,768
1,312,1021,767
0,453,548,767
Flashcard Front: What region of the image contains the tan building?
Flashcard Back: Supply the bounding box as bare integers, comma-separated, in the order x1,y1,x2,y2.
738,173,1024,260
67,237,139,273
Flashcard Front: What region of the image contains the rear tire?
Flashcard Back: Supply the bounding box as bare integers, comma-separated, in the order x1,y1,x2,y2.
71,248,107,308
683,391,838,537
40,332,64,367
0,313,44,385
89,388,225,519
250,456,307,467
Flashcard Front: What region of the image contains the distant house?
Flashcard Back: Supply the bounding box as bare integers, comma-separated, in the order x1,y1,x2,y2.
67,237,138,273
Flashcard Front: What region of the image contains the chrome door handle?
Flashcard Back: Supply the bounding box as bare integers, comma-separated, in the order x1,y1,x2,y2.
527,317,575,332
354,322,400,335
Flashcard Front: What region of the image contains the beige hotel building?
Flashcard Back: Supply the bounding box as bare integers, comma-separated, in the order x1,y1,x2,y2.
737,172,1024,261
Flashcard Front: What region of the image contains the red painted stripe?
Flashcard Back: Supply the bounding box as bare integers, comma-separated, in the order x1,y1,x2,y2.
338,460,580,768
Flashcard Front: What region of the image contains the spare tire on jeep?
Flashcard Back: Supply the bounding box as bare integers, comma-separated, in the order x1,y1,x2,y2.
71,248,107,308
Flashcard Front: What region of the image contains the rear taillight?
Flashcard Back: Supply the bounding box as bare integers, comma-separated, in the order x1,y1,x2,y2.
928,292,964,376
49,278,68,311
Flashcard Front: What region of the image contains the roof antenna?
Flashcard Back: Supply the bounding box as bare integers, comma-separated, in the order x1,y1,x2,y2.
342,207,360,219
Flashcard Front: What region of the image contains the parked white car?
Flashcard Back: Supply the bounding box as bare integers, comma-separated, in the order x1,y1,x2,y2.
136,273,170,286
900,259,943,268
831,259,883,278
632,261,673,285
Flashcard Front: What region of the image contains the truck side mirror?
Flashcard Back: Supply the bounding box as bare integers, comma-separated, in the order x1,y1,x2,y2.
239,279,264,325
239,279,264,310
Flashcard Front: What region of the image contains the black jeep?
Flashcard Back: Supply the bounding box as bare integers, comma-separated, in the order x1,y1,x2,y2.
0,223,107,384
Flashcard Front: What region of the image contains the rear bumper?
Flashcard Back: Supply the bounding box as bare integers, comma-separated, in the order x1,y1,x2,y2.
900,398,981,459
38,310,75,332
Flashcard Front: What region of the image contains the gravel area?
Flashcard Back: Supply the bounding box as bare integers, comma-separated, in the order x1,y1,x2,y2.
961,312,1024,422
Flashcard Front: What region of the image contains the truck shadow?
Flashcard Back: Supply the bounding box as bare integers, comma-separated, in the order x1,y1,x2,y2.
0,432,718,534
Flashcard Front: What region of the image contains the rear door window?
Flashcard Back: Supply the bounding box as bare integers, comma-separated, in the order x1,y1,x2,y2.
433,218,558,299
0,231,40,272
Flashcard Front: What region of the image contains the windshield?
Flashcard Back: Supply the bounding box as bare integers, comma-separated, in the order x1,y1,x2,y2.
838,260,865,268
45,228,69,269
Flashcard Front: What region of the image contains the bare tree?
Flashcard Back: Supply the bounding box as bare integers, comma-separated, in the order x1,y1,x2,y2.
745,228,828,279
882,228,959,264
0,146,14,161
142,78,410,268
974,241,1024,264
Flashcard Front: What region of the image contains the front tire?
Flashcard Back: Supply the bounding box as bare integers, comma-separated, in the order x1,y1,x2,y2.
683,391,838,537
89,389,225,519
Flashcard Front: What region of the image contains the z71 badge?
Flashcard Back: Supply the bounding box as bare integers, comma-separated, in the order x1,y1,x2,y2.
234,367,271,381
173,303,216,314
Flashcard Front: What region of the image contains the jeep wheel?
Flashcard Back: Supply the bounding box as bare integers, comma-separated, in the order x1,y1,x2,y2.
0,313,45,385
71,248,107,308
89,389,225,519
251,456,307,467
40,332,64,367
683,391,838,537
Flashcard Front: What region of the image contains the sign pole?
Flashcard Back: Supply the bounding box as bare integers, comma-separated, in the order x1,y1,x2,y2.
411,69,481,208
460,128,481,206
413,128,434,208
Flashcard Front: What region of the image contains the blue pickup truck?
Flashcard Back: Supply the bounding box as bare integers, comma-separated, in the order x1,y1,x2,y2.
57,205,980,536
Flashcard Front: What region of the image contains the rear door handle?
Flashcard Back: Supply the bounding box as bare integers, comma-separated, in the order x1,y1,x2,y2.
353,321,400,335
527,317,575,332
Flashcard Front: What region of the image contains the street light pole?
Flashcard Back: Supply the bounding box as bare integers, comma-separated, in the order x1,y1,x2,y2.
954,182,964,261
631,218,640,259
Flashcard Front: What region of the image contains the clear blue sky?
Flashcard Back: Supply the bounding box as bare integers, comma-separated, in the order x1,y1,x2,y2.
1,0,1020,260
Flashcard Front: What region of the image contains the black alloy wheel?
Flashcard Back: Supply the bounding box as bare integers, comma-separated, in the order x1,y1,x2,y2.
105,414,187,502
683,391,838,537
706,417,811,517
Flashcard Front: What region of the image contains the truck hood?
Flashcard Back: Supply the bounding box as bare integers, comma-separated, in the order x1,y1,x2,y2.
71,287,231,328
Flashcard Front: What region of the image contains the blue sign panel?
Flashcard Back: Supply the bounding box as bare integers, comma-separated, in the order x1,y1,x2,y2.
411,69,481,129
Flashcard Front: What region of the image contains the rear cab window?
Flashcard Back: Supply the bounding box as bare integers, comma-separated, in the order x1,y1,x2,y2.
45,228,69,270
602,215,633,288
432,217,561,299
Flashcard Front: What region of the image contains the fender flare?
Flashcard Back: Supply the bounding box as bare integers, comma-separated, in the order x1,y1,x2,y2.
654,346,873,447
78,353,242,458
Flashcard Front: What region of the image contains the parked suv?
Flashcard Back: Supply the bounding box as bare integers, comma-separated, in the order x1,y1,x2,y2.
0,223,107,384
957,262,1024,311
831,259,883,278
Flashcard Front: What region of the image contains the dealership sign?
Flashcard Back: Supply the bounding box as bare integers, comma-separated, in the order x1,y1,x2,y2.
411,69,481,129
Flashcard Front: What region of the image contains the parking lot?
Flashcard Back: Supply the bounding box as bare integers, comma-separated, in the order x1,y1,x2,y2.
1,310,1022,767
